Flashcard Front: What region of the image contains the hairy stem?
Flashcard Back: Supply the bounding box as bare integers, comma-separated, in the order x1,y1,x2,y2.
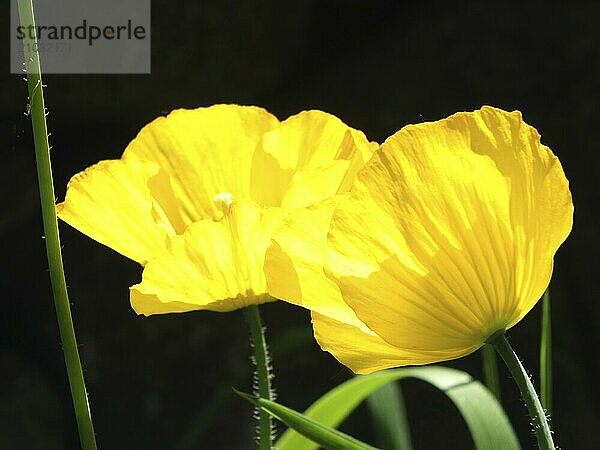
489,333,554,450
244,304,274,449
17,1,97,448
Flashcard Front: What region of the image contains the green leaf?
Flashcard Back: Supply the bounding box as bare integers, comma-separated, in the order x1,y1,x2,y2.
234,389,380,450
366,381,412,450
276,366,520,450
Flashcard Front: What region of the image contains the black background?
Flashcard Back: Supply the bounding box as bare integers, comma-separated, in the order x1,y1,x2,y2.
1,1,599,449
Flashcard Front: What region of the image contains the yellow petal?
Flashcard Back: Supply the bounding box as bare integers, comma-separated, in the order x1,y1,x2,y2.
125,105,280,223
265,198,359,325
326,106,573,360
265,199,479,372
250,110,376,210
265,198,441,372
57,158,176,264
58,104,279,264
131,201,283,315
311,312,476,374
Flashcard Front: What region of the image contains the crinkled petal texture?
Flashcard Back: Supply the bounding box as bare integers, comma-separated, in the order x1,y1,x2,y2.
58,105,278,264
124,106,280,223
131,201,284,315
251,110,376,210
57,104,376,314
56,158,173,265
322,106,573,371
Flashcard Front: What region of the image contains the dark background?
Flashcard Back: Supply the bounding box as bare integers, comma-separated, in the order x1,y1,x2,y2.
2,1,599,449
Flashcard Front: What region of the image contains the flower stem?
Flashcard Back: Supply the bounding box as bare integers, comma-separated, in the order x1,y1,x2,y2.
17,1,97,449
244,304,274,449
489,333,554,450
540,289,552,415
482,344,502,402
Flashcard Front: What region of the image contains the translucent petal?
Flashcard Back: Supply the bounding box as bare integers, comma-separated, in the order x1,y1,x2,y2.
311,312,477,374
263,198,453,373
326,106,573,357
265,193,484,370
58,105,279,264
250,110,376,210
265,198,360,325
130,201,283,315
57,158,175,265
125,105,279,223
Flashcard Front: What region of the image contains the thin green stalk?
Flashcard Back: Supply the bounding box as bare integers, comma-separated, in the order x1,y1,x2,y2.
17,1,97,449
244,304,274,450
482,344,502,402
540,289,552,415
489,333,554,450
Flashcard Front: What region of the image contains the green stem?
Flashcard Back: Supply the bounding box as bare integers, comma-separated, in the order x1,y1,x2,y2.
482,344,502,402
489,334,554,450
17,1,97,449
244,304,274,449
540,289,552,415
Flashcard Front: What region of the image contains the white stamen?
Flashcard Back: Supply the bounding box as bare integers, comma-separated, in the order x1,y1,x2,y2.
213,192,234,216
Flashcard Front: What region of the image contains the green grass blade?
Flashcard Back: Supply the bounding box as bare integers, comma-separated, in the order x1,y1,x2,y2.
17,1,97,448
540,288,552,415
276,366,520,450
482,344,502,402
366,382,412,450
234,389,380,450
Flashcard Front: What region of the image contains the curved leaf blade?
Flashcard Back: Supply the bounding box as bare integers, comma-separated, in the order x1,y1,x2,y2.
276,366,520,450
234,389,380,450
366,381,412,450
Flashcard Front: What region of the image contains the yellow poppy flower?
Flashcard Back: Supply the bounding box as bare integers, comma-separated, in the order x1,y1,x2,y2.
265,106,573,374
57,104,376,315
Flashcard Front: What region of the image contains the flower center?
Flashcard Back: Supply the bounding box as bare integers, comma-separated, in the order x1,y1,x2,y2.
213,192,234,218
